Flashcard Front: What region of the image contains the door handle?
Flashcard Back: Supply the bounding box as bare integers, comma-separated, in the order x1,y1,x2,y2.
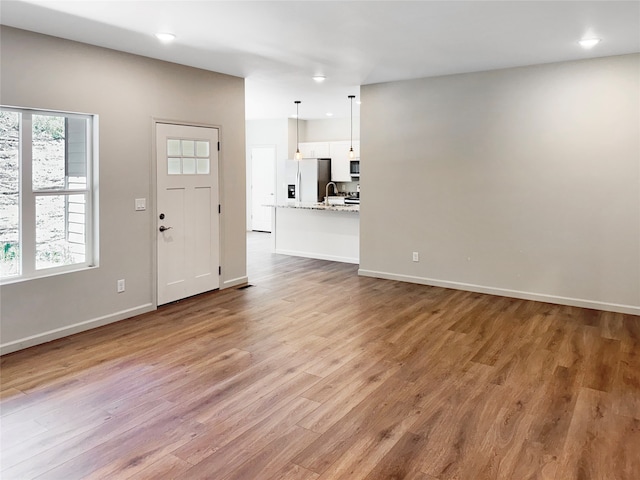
159,226,173,232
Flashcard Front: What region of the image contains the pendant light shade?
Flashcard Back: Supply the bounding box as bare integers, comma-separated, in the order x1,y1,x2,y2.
294,101,302,160
348,95,356,159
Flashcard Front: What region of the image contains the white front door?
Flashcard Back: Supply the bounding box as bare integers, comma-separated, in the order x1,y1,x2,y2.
250,146,275,232
156,123,220,305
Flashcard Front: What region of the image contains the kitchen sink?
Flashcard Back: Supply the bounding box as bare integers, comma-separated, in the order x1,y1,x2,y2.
326,196,346,205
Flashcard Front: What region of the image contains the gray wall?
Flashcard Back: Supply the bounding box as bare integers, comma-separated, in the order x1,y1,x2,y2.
0,27,247,353
304,117,360,143
360,54,640,314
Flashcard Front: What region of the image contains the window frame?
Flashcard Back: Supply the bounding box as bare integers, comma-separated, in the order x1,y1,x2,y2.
0,105,99,284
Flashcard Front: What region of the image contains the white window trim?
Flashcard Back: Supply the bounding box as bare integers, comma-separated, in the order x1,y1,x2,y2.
0,106,99,284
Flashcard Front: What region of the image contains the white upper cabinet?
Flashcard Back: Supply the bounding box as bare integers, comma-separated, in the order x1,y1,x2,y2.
299,142,330,158
329,141,360,182
299,141,360,181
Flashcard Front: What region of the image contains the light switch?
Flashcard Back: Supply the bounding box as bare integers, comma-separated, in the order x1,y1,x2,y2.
135,198,146,211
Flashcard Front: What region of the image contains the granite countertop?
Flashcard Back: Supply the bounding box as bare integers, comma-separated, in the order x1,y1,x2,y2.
267,203,360,213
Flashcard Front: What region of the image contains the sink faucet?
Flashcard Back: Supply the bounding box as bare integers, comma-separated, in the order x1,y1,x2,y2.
325,182,339,205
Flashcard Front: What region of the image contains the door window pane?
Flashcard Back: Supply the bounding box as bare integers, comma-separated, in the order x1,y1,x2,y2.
168,157,181,175
196,141,209,157
181,140,195,156
167,139,181,156
183,157,196,175
197,158,210,175
166,139,211,175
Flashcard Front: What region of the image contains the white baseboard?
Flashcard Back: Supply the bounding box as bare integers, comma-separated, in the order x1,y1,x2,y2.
0,303,155,356
275,249,359,265
223,276,249,289
358,269,640,316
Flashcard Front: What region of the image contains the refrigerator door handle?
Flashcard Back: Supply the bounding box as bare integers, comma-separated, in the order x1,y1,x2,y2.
296,170,301,203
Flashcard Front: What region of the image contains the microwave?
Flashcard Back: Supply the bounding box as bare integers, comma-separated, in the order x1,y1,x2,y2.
350,160,360,178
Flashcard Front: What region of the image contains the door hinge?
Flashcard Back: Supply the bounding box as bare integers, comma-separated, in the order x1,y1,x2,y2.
217,141,220,151
218,204,221,214
218,266,222,275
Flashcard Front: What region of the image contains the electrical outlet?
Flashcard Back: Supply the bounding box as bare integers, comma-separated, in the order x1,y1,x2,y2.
117,279,125,293
412,252,419,262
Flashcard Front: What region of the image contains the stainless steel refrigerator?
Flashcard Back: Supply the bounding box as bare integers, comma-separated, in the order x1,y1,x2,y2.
285,158,331,204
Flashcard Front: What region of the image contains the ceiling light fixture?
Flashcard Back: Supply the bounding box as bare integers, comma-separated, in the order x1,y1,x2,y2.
313,75,326,83
155,32,176,43
326,112,333,117
294,100,302,160
578,38,601,49
348,95,356,159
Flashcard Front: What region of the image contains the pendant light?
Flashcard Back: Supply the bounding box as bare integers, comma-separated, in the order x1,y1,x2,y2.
348,95,356,159
294,100,302,160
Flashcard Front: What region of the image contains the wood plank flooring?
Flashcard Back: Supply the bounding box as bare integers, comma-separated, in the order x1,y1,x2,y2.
1,231,639,479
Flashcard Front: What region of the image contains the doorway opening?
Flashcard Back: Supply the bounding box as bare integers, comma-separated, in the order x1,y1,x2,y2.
249,145,276,233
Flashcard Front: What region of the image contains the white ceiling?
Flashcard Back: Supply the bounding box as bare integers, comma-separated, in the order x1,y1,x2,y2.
1,1,639,120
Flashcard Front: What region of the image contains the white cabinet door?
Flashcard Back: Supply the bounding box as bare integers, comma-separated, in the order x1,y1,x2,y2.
299,143,313,158
329,141,351,181
300,142,330,158
329,141,360,181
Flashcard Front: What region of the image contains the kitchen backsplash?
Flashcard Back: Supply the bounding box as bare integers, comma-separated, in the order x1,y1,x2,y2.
336,180,360,195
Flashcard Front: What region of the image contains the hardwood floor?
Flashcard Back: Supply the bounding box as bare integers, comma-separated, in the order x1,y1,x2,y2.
2,231,639,479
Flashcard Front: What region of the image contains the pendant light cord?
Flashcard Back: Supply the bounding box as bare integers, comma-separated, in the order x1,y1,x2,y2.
295,100,301,158
348,95,355,157
350,96,353,149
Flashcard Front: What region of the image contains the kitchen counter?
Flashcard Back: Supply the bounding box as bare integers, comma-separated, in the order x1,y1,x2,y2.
267,203,360,264
270,203,359,213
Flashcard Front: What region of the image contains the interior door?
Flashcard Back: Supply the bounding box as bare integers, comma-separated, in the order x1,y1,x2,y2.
156,123,219,305
250,146,275,232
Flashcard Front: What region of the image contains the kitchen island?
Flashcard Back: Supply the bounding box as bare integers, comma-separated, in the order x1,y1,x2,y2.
270,203,359,264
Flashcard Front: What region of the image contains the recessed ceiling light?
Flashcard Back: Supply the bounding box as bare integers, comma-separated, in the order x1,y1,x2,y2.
326,112,333,117
155,32,176,43
578,38,601,49
313,75,326,83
